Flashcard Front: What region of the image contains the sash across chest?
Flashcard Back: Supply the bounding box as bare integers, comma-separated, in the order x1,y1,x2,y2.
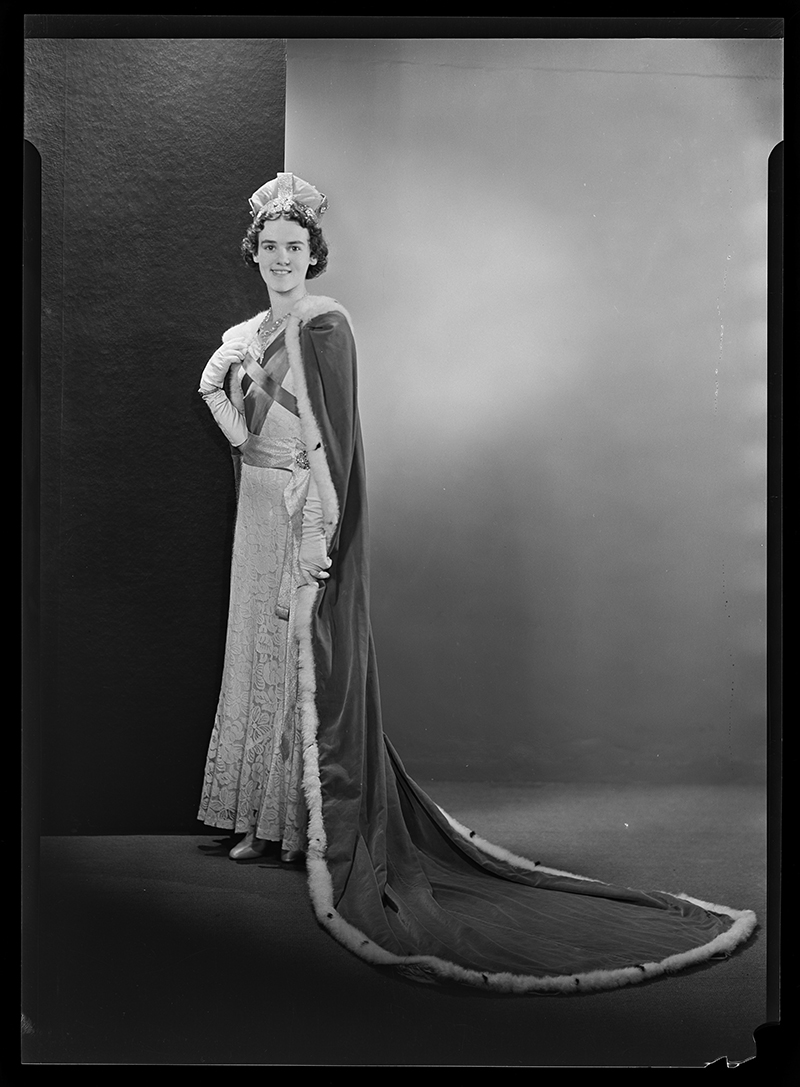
240,332,300,435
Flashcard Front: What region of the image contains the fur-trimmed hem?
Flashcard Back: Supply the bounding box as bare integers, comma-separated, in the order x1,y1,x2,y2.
303,883,756,995
282,300,759,995
293,582,330,867
437,805,606,883
292,577,757,994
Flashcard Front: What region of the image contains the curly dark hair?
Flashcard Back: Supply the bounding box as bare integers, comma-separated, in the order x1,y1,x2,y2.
241,203,328,279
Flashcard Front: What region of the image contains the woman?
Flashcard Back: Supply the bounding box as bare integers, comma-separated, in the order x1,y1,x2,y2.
197,172,756,992
196,173,333,865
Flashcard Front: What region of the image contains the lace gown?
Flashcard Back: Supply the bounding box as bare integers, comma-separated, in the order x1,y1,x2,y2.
196,299,756,994
197,358,308,856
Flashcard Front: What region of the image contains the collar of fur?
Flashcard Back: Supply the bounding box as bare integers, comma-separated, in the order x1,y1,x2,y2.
221,295,351,344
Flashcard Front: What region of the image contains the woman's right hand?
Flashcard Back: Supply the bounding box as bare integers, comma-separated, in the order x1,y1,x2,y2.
199,339,250,393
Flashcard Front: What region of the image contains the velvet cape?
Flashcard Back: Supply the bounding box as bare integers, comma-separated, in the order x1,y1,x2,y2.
220,295,757,994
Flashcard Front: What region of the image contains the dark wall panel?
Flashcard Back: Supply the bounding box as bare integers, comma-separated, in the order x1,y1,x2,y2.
26,39,286,832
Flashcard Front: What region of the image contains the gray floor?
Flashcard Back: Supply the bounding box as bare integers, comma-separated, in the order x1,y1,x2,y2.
25,783,767,1067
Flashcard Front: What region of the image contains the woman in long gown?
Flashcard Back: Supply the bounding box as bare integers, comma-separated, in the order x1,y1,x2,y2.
197,172,757,993
197,173,331,865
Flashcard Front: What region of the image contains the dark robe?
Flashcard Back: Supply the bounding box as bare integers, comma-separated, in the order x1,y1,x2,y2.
220,295,756,993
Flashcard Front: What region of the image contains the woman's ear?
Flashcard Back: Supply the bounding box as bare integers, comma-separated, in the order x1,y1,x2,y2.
309,256,317,265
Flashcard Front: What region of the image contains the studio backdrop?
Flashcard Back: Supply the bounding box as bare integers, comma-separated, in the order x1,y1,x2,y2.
285,38,778,784
26,37,780,833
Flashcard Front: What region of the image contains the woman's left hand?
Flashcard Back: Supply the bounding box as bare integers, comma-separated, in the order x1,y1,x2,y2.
299,535,332,585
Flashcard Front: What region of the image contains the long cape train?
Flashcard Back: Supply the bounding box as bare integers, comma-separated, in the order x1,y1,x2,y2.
221,296,756,994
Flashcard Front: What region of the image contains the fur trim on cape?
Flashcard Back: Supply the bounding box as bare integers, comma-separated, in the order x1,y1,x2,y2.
295,568,757,993
221,311,267,345
224,298,758,995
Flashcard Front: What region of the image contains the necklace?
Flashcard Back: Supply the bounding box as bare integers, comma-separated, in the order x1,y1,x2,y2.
259,309,289,340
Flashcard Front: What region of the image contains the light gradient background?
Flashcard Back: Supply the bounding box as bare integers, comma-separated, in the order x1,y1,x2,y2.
286,38,780,782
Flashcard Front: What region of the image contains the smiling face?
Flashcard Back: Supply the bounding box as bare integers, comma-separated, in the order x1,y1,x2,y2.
253,216,317,305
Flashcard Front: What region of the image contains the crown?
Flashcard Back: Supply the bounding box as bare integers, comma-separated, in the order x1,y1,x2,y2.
248,172,328,223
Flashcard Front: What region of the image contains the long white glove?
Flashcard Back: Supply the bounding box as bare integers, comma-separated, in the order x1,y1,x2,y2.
299,475,332,585
198,339,250,447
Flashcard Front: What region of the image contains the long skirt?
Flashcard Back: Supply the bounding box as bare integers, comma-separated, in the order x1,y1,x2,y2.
198,463,307,856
